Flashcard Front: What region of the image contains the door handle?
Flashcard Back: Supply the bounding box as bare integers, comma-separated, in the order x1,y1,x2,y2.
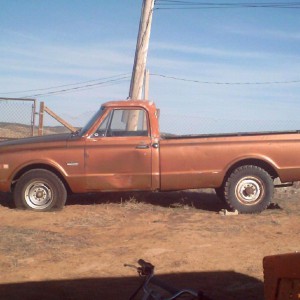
136,144,150,149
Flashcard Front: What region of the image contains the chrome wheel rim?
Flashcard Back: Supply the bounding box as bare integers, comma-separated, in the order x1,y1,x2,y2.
24,181,53,209
235,177,264,205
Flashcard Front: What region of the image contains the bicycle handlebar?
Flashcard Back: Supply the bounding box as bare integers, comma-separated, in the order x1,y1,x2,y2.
137,259,154,276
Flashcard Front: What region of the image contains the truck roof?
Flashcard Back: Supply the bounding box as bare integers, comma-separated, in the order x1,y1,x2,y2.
102,99,156,110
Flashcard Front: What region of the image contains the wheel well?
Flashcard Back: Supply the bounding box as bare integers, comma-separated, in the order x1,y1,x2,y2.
225,159,278,183
12,164,72,194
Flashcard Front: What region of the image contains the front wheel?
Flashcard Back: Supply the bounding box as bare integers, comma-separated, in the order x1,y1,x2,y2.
224,165,274,213
13,169,67,212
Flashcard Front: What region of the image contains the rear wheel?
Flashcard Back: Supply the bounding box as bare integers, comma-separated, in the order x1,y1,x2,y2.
224,165,273,213
13,169,67,212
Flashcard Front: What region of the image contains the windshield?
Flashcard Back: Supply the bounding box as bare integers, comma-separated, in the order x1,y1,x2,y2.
79,106,106,136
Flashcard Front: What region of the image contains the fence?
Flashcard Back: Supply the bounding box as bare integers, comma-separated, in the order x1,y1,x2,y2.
38,102,76,136
160,113,300,135
2,98,300,140
0,98,77,141
0,98,36,140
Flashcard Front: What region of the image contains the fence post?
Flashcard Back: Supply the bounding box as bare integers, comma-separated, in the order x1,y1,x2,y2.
38,102,44,136
31,99,36,137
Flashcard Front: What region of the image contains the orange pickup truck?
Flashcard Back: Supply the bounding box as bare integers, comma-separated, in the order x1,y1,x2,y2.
0,100,299,213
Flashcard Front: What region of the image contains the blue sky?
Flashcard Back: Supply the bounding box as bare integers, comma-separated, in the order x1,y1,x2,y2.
1,1,300,133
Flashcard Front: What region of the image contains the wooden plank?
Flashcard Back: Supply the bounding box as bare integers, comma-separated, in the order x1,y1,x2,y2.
44,106,76,133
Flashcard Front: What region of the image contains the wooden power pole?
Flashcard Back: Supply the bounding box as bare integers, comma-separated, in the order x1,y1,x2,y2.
129,0,155,100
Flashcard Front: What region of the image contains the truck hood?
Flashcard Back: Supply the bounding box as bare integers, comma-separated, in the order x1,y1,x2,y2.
0,133,72,153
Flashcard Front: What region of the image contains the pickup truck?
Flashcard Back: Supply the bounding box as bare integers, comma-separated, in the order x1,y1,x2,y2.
0,100,299,213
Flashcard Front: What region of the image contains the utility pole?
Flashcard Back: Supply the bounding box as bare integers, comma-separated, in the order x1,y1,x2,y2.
127,0,154,131
129,0,155,100
144,69,150,100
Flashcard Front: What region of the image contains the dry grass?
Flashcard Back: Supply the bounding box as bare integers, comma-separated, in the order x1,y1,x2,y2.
0,189,299,300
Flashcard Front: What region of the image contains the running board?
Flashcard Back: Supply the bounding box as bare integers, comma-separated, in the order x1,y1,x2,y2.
274,182,294,188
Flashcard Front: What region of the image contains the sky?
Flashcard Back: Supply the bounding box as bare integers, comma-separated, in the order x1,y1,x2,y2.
1,0,300,134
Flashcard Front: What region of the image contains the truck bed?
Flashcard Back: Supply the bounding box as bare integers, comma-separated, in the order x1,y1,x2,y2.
161,130,300,140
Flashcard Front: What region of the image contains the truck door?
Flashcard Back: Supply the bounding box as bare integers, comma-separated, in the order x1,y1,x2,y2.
84,108,152,191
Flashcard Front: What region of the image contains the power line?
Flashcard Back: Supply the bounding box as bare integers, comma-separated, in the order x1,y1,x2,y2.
155,1,300,6
22,76,131,98
155,1,300,9
1,73,131,95
3,72,299,99
29,78,131,98
151,73,300,85
156,1,300,4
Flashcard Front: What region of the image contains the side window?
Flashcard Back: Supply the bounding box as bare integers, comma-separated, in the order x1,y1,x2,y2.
93,114,110,137
94,109,148,137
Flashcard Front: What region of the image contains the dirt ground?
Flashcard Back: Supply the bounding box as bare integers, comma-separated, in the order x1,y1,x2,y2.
0,186,299,300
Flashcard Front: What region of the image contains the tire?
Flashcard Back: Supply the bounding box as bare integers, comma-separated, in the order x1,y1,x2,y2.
224,165,273,214
215,186,225,202
13,169,67,212
215,186,231,210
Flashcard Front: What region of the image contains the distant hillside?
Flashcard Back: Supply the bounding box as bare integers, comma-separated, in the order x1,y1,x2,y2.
0,122,75,140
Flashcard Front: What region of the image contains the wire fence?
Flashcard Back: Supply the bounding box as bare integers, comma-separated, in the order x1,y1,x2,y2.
1,99,300,140
159,113,300,136
43,110,300,136
0,98,36,140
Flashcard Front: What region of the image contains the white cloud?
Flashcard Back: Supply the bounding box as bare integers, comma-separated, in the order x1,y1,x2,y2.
0,29,135,82
224,26,300,41
0,44,133,72
151,41,268,59
1,29,300,131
